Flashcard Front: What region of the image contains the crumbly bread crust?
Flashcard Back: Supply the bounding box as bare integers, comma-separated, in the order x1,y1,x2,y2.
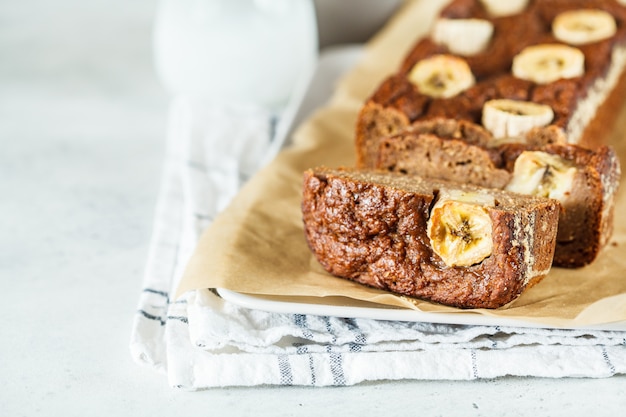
301,167,560,309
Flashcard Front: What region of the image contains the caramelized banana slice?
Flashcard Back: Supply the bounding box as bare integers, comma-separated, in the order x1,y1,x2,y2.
553,9,616,45
482,99,554,139
427,190,494,267
432,18,494,56
479,0,529,17
512,44,585,84
506,151,576,201
408,54,475,98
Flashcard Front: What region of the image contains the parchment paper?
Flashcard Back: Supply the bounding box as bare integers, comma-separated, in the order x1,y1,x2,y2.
176,0,626,327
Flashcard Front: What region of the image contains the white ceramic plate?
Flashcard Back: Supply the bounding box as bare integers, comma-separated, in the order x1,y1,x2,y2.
217,288,626,330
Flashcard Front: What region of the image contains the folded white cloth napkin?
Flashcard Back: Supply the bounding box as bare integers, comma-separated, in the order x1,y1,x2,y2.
130,97,626,389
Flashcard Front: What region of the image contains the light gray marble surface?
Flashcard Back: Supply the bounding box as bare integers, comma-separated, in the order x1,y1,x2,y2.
1,1,625,415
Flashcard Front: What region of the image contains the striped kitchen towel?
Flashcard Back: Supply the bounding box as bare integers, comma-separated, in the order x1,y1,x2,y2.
129,97,626,389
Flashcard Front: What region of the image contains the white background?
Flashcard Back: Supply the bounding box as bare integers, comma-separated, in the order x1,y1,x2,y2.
1,0,625,415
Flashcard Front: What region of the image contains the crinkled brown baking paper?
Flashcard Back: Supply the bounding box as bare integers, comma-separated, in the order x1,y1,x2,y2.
176,0,626,327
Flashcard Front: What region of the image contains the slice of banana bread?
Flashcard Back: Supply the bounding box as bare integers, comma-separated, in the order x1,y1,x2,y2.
301,167,560,309
374,129,621,268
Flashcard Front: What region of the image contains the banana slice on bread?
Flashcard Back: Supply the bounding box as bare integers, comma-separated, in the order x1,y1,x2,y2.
427,190,495,267
553,9,617,45
432,18,494,56
479,0,529,17
482,99,554,139
512,44,585,84
506,151,577,201
408,54,475,98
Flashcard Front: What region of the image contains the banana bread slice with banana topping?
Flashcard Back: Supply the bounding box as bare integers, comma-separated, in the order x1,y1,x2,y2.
301,167,560,309
374,129,621,268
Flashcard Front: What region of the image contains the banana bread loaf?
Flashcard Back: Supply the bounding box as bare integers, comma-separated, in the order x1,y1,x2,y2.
301,167,560,309
355,0,626,168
